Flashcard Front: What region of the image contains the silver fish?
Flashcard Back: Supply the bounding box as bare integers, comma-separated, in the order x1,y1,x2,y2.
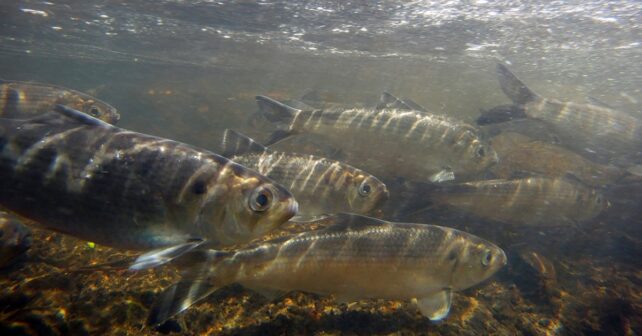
0,79,120,124
0,211,32,268
425,177,609,226
219,129,389,219
256,96,497,182
135,213,507,325
487,63,642,160
0,105,298,252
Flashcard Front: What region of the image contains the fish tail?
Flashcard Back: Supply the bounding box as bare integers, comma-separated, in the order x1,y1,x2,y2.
255,95,302,146
496,63,540,105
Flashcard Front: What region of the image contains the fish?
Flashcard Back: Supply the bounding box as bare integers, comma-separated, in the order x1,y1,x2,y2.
489,132,625,186
480,63,642,160
0,105,298,252
219,129,389,219
0,79,120,124
0,211,32,268
408,177,609,226
256,95,497,182
133,213,507,325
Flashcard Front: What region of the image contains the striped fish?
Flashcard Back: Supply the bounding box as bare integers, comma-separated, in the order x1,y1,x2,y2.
0,79,120,124
134,213,507,325
0,105,298,251
219,129,388,219
480,64,642,160
256,96,497,182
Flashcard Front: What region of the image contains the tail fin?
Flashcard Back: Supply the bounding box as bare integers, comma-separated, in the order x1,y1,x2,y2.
496,63,540,105
255,95,299,123
221,129,268,158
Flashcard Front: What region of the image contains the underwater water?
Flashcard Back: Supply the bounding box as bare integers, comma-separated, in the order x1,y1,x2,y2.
0,0,640,335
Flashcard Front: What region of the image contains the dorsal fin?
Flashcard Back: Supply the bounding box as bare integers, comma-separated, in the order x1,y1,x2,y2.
221,129,269,157
401,97,428,112
53,104,112,127
287,99,317,110
377,92,414,111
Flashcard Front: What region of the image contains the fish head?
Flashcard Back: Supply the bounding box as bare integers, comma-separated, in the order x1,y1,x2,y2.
456,137,499,176
198,162,298,247
68,98,120,124
347,173,389,215
447,232,506,290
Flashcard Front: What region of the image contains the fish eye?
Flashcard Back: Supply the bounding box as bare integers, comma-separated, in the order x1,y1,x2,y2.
89,106,100,117
481,249,492,267
476,146,486,157
192,179,208,195
358,180,372,197
249,186,273,212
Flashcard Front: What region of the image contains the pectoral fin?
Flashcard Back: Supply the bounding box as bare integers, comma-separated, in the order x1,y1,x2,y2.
129,240,206,271
147,279,218,326
414,289,452,321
